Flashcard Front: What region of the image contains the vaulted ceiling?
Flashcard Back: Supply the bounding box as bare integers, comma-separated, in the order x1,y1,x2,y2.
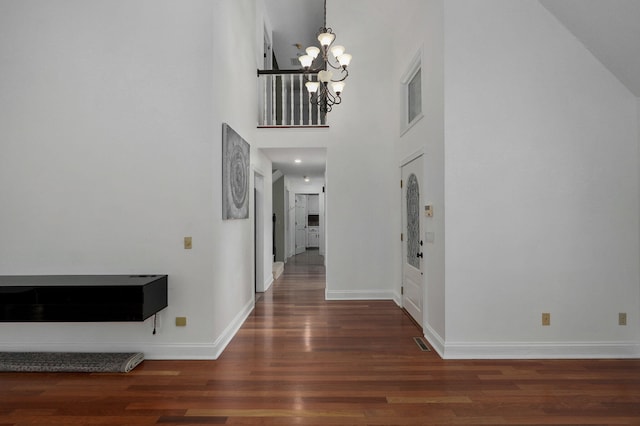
540,0,640,97
263,0,323,70
264,0,640,96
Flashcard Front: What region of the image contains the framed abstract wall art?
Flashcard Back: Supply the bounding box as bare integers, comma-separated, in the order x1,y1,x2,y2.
222,123,250,220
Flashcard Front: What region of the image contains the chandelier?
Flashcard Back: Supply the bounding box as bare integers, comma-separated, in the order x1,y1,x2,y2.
298,0,352,113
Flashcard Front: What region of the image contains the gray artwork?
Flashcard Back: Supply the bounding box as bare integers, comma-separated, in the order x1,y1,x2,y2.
222,123,250,220
406,173,420,268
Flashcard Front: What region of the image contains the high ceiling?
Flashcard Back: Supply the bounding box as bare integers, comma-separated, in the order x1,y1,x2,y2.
264,0,640,96
540,0,640,97
264,0,323,70
261,1,640,179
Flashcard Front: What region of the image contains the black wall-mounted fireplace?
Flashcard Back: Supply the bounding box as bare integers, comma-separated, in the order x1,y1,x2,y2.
0,275,168,322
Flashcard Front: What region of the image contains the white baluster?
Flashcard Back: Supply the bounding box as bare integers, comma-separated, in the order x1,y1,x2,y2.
298,74,307,125
262,76,267,125
273,74,278,125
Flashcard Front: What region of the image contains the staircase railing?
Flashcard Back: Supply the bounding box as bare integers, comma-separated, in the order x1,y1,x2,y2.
257,70,327,127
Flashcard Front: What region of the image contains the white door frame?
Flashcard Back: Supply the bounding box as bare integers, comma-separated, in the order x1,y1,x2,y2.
254,172,265,292
284,189,290,261
294,194,307,255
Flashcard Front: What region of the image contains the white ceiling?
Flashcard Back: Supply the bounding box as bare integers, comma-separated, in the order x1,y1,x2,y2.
540,0,640,97
262,147,327,177
264,0,323,69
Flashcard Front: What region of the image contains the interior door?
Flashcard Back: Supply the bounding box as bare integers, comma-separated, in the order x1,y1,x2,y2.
401,156,424,326
295,194,307,255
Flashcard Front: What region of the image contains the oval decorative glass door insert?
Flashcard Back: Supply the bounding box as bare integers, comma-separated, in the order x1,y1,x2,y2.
406,173,420,268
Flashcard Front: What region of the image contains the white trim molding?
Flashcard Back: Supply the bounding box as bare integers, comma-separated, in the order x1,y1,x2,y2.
392,290,402,307
423,324,446,358
210,297,255,359
400,46,424,136
442,340,640,359
263,274,274,293
0,298,256,360
325,289,395,301
0,341,220,361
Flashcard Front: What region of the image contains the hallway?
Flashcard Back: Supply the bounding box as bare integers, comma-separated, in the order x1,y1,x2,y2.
3,261,640,424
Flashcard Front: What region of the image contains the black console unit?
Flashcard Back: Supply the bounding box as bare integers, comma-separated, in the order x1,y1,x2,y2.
0,275,168,322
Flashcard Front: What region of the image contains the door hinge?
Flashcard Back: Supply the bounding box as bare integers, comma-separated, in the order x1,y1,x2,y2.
401,233,404,241
400,180,403,188
401,286,404,295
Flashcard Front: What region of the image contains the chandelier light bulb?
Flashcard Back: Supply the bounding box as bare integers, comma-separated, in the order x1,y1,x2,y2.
306,46,320,59
337,53,352,68
331,81,345,95
298,55,313,68
318,70,333,83
305,81,320,93
330,45,345,58
317,32,336,47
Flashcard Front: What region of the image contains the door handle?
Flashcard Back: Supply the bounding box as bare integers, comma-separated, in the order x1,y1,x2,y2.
417,252,423,258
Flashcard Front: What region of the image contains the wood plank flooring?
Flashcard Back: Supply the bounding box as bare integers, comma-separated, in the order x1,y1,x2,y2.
2,255,640,425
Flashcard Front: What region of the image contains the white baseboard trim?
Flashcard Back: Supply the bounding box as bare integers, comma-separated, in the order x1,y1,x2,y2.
0,341,219,360
392,291,402,307
0,299,256,360
263,274,274,292
137,343,219,360
210,297,255,359
442,340,640,359
423,324,446,358
325,289,395,301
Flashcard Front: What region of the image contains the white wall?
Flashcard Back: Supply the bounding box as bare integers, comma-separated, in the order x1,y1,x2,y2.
256,0,399,301
256,0,273,69
252,151,274,292
443,0,640,358
0,0,261,359
391,0,447,353
322,0,397,301
197,0,263,358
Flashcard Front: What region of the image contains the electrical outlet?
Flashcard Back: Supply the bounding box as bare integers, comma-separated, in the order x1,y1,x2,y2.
542,313,551,326
184,237,192,250
175,317,187,327
619,312,627,326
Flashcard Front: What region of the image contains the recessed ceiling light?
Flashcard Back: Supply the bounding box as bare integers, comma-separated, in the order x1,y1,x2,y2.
294,159,302,164
304,176,310,182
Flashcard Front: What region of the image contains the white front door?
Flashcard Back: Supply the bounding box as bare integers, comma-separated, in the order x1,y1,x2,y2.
295,194,307,255
401,156,424,326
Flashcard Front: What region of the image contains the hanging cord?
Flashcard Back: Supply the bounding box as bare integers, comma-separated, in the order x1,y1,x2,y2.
152,313,157,335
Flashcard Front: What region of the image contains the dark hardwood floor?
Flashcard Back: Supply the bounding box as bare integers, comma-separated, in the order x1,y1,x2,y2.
2,255,640,425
